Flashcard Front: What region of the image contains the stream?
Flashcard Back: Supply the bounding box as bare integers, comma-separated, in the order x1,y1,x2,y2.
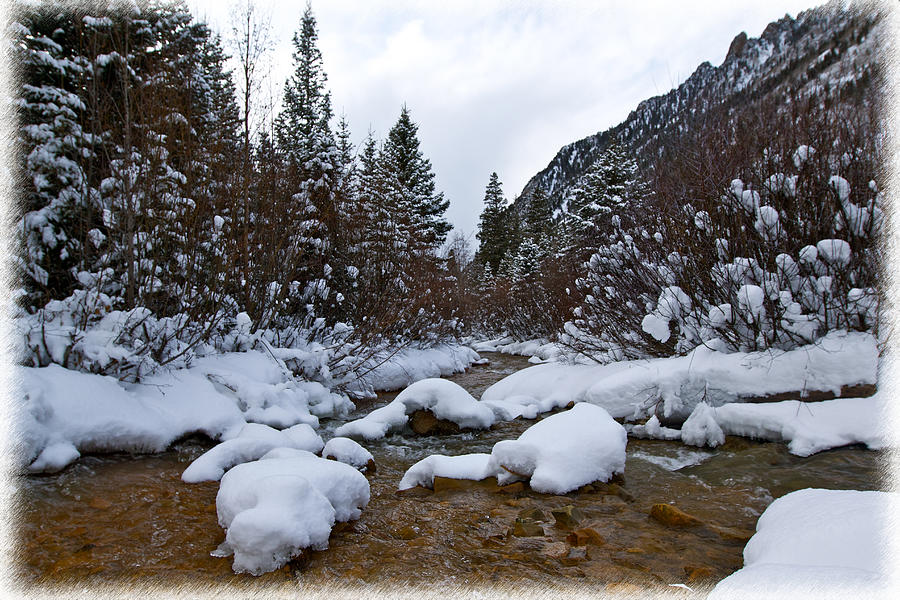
15,352,887,592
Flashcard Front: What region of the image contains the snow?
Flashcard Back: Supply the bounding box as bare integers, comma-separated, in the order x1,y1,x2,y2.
215,454,369,575
343,343,481,395
181,423,324,483
679,402,725,447
628,415,682,441
641,313,671,343
816,238,851,266
322,437,373,470
713,393,886,456
487,403,627,494
16,348,356,473
709,489,895,598
398,403,627,494
398,453,493,490
335,378,495,440
480,331,878,423
470,336,564,363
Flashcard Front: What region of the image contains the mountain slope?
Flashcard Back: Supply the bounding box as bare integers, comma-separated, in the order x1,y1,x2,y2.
517,0,885,212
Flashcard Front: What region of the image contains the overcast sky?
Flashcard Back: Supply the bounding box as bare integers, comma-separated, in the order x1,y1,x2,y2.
187,0,824,241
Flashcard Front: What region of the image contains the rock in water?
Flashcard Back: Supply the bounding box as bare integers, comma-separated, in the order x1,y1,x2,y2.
649,503,702,527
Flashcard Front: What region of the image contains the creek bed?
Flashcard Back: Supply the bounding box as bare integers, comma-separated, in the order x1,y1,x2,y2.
15,352,886,591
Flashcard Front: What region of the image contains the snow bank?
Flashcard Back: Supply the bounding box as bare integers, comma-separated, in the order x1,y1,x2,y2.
487,403,627,494
480,331,878,423
398,453,493,490
710,489,895,598
713,393,886,456
322,437,374,471
335,378,495,440
181,423,324,483
19,363,245,473
18,348,352,473
215,454,370,575
342,343,480,395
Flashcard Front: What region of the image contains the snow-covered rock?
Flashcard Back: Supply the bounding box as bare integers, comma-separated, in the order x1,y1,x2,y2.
398,453,493,491
487,403,627,494
322,437,374,471
181,423,324,483
342,344,481,396
335,378,495,440
680,402,725,448
215,454,370,575
710,488,895,598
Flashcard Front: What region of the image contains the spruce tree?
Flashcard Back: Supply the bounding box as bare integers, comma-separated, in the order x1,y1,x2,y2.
475,172,508,274
381,105,450,253
274,4,343,325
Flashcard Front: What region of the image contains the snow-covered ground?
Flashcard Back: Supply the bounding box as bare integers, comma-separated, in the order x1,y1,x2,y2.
709,488,896,598
17,343,480,473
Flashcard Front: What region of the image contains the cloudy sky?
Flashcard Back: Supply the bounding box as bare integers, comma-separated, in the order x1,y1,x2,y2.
188,0,823,241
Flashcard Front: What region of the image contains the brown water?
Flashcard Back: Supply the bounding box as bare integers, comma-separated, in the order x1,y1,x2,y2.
14,352,887,592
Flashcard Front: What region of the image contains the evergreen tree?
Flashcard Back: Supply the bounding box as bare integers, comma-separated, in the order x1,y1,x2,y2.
562,142,647,261
274,4,344,326
475,172,509,274
381,105,450,253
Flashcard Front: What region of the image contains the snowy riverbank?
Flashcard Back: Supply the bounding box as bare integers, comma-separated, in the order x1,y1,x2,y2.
16,342,481,474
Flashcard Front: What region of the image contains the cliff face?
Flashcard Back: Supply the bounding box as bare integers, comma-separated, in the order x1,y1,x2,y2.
516,1,885,213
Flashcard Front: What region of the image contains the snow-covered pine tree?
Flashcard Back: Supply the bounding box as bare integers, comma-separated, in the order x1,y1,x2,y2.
562,142,647,261
381,105,450,254
13,10,94,308
274,4,344,330
475,172,509,275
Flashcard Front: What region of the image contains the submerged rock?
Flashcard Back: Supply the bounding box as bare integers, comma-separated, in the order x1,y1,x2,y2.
551,505,584,529
566,527,605,547
649,503,702,527
512,519,545,537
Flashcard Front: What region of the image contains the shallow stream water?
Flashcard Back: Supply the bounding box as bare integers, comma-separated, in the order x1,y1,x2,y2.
15,352,886,592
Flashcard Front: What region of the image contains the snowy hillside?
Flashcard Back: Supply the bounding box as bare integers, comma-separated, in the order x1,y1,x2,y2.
517,1,884,212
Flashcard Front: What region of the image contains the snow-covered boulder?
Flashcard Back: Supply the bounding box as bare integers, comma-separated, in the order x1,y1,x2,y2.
322,437,374,471
215,454,370,575
487,402,627,494
334,378,495,440
398,453,493,491
181,423,324,483
709,488,895,598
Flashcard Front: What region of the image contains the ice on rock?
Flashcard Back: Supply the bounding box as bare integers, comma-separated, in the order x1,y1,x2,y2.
322,437,374,470
335,378,495,440
215,453,370,575
182,423,324,483
680,402,724,447
398,453,493,490
486,403,627,494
